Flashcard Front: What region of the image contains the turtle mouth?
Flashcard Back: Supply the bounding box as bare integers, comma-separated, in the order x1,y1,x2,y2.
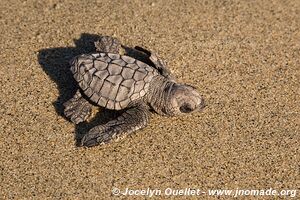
179,103,194,113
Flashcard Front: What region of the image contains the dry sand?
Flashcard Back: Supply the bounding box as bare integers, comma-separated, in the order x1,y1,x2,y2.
0,0,299,199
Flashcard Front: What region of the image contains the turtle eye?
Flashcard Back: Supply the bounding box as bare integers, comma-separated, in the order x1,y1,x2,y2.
179,103,193,113
185,84,197,90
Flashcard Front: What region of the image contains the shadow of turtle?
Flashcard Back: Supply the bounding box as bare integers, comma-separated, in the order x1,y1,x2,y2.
38,33,102,117
38,33,121,146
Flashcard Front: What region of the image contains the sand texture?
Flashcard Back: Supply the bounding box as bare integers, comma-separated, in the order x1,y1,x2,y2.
0,0,299,199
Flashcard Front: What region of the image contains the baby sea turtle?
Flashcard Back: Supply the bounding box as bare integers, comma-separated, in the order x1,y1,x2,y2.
64,36,204,147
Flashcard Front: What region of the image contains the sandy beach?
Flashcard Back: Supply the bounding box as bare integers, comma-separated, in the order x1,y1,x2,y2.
0,0,299,199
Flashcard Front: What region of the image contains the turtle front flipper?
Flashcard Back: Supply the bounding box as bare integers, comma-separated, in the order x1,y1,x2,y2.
64,90,93,124
81,104,149,147
134,46,175,81
94,36,121,54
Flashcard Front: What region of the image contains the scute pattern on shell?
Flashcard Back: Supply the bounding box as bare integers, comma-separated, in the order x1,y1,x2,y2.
71,53,158,110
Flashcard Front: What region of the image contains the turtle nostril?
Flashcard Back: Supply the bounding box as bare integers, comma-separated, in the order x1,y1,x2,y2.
179,103,193,113
199,98,205,108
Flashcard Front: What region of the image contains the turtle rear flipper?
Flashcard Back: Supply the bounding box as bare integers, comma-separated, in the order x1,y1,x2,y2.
64,90,92,124
81,104,149,147
94,36,121,54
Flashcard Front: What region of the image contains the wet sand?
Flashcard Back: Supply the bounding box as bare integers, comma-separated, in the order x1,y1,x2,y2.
0,0,299,199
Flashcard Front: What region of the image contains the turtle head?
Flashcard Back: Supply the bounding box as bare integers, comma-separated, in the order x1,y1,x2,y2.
165,82,205,116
